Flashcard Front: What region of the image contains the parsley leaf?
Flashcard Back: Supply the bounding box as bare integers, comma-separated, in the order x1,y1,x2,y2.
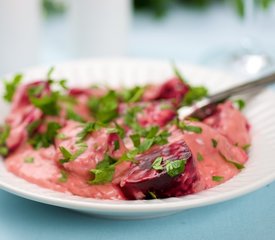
176,119,203,134
219,151,245,170
166,159,186,177
66,108,85,122
148,191,157,199
0,125,10,146
114,140,120,151
24,157,34,164
121,86,144,103
29,91,60,116
130,134,141,148
234,99,246,110
123,106,143,130
58,170,68,183
77,122,104,142
242,144,251,151
106,122,125,139
89,154,116,184
197,152,204,161
28,122,61,149
172,64,186,83
59,143,88,163
47,66,55,79
88,90,119,123
59,146,72,162
3,74,23,102
212,176,224,182
182,86,208,106
211,139,218,148
152,156,163,170
0,124,10,155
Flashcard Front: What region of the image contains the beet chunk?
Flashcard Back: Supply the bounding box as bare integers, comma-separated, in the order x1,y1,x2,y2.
143,78,189,106
120,140,198,200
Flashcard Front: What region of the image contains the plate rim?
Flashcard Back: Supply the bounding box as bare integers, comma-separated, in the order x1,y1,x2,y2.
1,58,275,214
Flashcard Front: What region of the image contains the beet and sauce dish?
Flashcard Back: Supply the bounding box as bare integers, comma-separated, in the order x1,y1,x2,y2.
0,67,251,200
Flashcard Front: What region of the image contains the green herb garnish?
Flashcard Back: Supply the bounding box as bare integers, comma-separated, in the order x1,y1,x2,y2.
106,122,125,139
28,122,61,149
24,157,34,164
121,86,144,103
114,140,120,151
148,191,157,199
166,159,186,177
176,120,202,134
152,156,163,171
130,134,141,148
197,152,204,161
212,176,224,182
0,125,10,156
211,139,218,148
219,151,245,170
234,99,246,110
89,154,117,184
66,108,85,122
242,144,251,151
182,86,208,106
58,170,68,183
88,90,119,123
3,74,23,102
172,64,186,83
47,66,55,79
77,122,104,142
59,143,88,163
29,91,60,116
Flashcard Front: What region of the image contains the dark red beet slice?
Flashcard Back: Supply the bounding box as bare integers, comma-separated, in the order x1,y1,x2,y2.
120,140,198,200
143,78,189,106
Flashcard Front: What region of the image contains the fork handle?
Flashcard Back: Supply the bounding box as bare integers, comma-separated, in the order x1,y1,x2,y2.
209,72,275,103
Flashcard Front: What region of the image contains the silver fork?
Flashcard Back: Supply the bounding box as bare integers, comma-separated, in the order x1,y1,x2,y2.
178,72,275,120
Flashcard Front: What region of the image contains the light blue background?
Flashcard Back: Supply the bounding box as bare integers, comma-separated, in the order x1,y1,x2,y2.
1,4,275,240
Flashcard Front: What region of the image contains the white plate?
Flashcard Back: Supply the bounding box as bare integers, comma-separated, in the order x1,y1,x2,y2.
1,58,275,219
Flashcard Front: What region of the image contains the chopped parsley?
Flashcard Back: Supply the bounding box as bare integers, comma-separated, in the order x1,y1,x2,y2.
0,124,10,156
121,86,144,103
89,154,117,184
24,156,34,164
152,156,163,171
29,91,60,116
26,120,43,136
172,64,186,83
176,119,202,134
211,139,218,148
66,108,85,122
123,106,143,130
114,140,120,151
77,122,104,142
219,151,245,170
234,99,246,110
212,176,224,182
148,191,157,199
121,126,170,161
197,152,204,161
28,121,61,149
182,86,208,106
152,156,186,177
88,90,119,123
166,159,186,177
3,74,23,102
59,143,88,163
47,66,55,79
130,134,141,148
106,122,125,139
58,170,68,183
242,144,251,151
